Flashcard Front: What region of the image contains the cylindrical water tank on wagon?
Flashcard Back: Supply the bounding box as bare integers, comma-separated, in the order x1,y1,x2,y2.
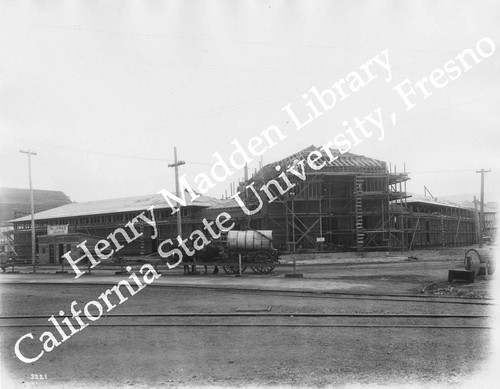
227,230,274,251
464,248,495,275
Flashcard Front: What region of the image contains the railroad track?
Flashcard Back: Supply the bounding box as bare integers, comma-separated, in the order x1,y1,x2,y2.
1,281,493,305
153,286,495,305
0,312,491,329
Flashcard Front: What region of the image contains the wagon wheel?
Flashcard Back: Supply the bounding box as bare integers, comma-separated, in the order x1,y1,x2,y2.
222,265,247,274
223,253,247,274
222,265,236,274
250,251,275,275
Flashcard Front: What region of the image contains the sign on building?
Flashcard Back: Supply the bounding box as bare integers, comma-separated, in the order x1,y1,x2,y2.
47,225,69,236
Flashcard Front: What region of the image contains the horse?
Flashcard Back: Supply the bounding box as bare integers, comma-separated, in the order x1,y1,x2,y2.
193,244,221,275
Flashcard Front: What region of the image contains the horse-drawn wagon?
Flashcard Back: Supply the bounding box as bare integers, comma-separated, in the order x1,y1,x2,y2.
177,230,279,275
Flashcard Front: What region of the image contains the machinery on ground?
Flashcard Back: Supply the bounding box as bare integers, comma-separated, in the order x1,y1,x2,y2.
464,248,495,276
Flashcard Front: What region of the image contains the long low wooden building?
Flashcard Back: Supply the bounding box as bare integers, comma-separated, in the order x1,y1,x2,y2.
11,193,246,262
402,194,478,249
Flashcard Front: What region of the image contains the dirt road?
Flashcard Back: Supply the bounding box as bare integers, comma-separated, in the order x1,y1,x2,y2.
0,256,496,388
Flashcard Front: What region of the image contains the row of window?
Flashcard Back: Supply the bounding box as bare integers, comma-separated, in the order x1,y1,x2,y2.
14,207,193,230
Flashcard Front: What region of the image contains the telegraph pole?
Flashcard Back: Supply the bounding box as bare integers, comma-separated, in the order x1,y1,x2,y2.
19,149,37,273
473,196,481,244
476,168,491,248
168,147,185,237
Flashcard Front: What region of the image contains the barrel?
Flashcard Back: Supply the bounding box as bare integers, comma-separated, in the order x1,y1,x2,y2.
464,248,495,275
227,230,274,251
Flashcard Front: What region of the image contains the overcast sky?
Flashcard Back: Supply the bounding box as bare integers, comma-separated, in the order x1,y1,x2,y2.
1,0,499,204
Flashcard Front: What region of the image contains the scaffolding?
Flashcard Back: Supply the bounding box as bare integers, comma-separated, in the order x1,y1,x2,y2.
403,198,477,248
240,146,410,252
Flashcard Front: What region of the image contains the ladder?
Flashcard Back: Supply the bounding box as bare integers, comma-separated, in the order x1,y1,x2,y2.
139,223,146,255
355,177,364,251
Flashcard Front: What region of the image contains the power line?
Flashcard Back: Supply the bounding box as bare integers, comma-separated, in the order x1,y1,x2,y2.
4,136,213,166
409,169,477,174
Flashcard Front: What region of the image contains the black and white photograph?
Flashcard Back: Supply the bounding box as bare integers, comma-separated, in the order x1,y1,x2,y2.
0,1,499,388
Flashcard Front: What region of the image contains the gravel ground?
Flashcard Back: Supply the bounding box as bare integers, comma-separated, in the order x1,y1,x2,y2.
0,255,497,388
1,325,492,388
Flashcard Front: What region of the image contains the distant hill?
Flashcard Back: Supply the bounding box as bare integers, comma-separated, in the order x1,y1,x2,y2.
0,188,72,227
438,194,497,213
485,202,498,211
439,193,497,203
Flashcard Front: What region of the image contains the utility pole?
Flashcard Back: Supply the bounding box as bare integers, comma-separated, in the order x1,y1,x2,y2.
476,168,491,248
473,196,481,244
168,147,185,237
19,149,37,273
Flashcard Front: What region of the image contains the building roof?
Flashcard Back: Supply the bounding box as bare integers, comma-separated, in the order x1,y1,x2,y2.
11,191,222,222
406,193,472,210
278,145,386,168
251,145,388,182
198,197,246,220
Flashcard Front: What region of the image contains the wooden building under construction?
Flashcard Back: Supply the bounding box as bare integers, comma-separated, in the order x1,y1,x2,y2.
238,145,410,251
238,145,478,251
